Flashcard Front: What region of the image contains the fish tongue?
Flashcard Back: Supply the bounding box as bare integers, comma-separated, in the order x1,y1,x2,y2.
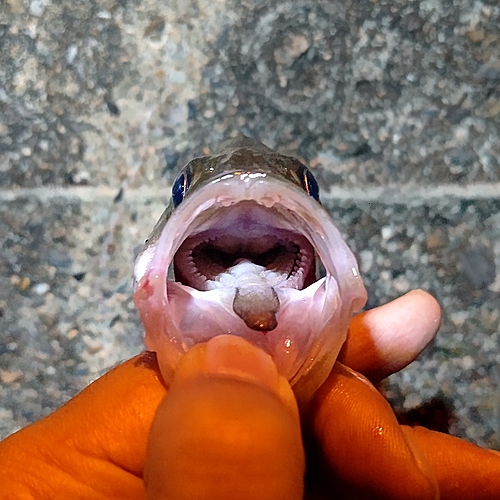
218,259,283,332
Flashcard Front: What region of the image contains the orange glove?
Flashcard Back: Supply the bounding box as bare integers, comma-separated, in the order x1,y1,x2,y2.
1,290,499,500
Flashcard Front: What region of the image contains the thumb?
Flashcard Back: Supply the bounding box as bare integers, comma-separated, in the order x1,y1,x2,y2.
144,335,305,500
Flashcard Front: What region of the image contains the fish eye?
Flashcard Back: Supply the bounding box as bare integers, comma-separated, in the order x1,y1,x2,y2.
172,168,192,207
298,165,320,201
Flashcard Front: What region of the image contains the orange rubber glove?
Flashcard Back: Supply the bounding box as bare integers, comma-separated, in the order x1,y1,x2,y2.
1,290,499,500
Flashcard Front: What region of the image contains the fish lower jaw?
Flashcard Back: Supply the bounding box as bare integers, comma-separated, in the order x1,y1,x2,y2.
153,276,340,382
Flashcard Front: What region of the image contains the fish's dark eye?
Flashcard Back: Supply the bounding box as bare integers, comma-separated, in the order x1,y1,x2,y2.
172,168,192,207
298,165,320,201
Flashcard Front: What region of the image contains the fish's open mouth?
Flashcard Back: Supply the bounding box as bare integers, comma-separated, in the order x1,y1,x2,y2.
172,200,320,331
174,208,316,290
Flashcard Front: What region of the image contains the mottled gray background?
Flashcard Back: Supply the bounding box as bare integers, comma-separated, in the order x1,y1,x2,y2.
1,0,499,448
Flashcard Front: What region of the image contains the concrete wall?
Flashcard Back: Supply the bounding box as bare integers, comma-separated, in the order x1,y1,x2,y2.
1,0,499,446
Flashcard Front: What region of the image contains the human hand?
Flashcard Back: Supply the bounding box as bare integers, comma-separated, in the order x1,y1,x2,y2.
1,290,499,500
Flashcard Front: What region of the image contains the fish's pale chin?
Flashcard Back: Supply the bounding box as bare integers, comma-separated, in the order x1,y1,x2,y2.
133,174,367,402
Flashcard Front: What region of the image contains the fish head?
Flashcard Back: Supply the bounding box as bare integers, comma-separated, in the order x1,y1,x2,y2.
133,136,367,403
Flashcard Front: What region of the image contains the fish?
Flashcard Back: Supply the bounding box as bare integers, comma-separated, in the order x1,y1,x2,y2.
133,136,367,402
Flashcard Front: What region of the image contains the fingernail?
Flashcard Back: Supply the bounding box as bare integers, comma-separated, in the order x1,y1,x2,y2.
204,335,280,392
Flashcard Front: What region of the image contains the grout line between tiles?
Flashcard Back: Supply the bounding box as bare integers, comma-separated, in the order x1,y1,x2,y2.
0,182,499,205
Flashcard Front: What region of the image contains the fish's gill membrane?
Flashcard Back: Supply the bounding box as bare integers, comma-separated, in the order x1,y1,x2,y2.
134,170,367,402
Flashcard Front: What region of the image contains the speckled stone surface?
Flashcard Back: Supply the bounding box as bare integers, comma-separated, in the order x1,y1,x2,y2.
1,0,499,447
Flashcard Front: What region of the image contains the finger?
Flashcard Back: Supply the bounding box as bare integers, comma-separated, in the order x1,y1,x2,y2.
339,290,441,380
405,426,500,500
309,362,438,500
144,335,305,500
0,352,167,499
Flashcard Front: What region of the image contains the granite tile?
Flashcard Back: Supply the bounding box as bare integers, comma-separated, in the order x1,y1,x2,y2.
1,0,499,188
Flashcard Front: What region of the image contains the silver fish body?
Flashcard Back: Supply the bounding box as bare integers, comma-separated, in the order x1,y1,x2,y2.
134,136,367,402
